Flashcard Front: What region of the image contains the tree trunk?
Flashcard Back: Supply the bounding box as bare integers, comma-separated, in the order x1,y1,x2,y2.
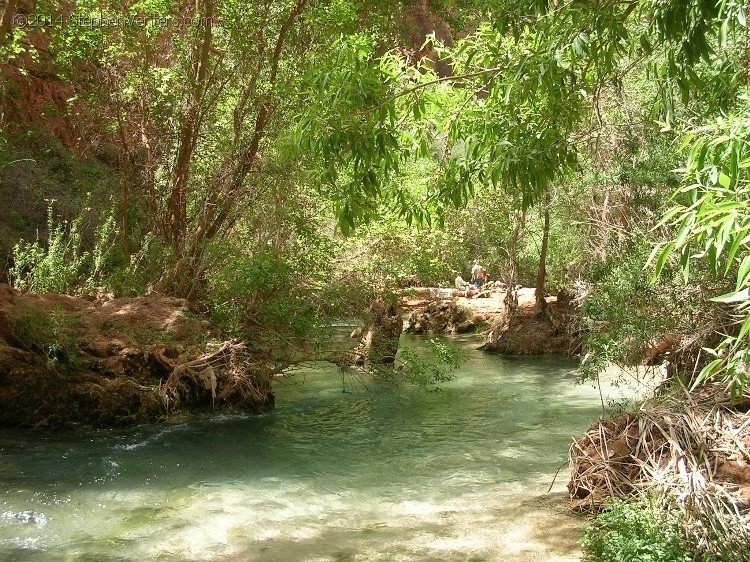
182,0,309,254
0,0,19,45
535,189,551,312
166,0,214,255
503,210,525,316
114,104,131,257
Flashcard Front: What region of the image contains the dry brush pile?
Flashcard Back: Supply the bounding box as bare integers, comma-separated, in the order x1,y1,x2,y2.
569,383,750,558
154,340,273,411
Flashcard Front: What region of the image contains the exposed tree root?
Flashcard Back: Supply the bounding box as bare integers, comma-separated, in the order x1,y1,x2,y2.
0,284,274,427
155,340,272,412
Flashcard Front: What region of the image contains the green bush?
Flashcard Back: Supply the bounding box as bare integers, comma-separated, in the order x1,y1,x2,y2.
208,241,336,342
103,232,175,297
581,498,692,562
10,202,118,295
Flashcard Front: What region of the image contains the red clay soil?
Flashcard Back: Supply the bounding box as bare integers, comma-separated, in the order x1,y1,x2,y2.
0,285,273,428
481,294,581,356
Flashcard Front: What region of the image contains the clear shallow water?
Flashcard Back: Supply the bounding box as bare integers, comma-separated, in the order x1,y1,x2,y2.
0,334,620,561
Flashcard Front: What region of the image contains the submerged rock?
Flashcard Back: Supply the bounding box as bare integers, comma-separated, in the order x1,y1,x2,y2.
0,285,273,428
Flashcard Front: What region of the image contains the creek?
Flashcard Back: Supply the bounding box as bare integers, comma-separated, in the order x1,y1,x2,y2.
0,333,628,561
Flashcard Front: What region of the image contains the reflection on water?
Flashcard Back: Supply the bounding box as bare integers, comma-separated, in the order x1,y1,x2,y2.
0,334,632,561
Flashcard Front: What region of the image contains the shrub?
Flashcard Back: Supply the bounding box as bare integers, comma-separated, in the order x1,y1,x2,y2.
10,202,118,295
208,245,330,340
581,497,692,562
7,306,79,366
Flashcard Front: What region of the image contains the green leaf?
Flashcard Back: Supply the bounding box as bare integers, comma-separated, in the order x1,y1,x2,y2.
737,255,750,291
692,358,724,390
680,247,691,284
719,18,729,47
710,288,749,304
707,244,718,274
737,314,750,343
650,242,675,283
725,232,747,274
674,216,695,249
639,33,651,54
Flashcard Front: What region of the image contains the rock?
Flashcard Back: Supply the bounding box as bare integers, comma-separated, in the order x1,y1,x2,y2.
453,320,475,334
404,300,480,334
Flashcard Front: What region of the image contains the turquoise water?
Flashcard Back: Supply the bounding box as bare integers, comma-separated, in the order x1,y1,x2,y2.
0,334,616,561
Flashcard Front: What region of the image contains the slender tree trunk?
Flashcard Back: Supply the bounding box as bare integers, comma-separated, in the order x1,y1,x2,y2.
0,0,19,45
120,157,130,256
504,210,525,316
114,105,131,257
535,189,551,312
188,0,309,250
137,60,159,234
595,186,612,260
167,0,214,255
141,115,158,233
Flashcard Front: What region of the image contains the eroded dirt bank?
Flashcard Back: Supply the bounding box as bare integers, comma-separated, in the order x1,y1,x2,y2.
0,285,274,428
402,287,581,355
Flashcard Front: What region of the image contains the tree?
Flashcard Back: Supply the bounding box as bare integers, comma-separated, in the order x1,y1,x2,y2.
298,0,747,315
40,0,378,297
298,1,634,308
652,104,750,396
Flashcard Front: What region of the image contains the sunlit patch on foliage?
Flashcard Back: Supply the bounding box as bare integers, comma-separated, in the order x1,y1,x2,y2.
650,99,750,397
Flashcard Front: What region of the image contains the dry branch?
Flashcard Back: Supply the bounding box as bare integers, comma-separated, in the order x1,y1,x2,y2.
569,383,750,557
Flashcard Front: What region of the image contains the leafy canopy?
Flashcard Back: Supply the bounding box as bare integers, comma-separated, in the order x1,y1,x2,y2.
298,0,746,233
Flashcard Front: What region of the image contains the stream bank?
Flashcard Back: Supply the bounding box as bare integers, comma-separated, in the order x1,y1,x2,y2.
402,287,581,355
0,284,274,428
